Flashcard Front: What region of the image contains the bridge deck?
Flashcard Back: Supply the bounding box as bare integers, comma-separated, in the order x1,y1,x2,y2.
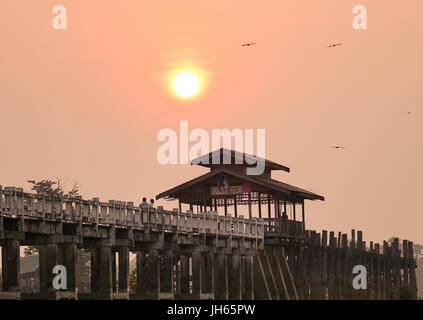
0,186,268,246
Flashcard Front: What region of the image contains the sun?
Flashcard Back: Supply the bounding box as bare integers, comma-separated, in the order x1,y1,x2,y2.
173,72,200,98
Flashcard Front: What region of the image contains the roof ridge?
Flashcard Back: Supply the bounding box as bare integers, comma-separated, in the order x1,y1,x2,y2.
190,148,290,172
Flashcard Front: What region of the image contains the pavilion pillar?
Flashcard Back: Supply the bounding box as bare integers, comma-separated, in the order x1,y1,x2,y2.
248,192,252,219
224,198,228,216
301,201,306,231
1,239,20,291
267,195,272,231
293,203,297,235
275,200,280,219
234,196,238,217
283,200,288,218
258,193,262,218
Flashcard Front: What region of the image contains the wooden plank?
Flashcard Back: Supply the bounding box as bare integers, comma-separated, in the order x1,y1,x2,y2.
321,230,328,299
408,241,417,297
257,255,272,300
281,254,299,300
0,185,3,236
403,240,409,286
264,254,280,299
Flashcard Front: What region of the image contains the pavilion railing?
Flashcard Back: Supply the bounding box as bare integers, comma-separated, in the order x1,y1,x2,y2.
264,217,305,238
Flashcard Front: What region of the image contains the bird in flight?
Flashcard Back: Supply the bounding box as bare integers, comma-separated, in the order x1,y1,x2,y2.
241,42,256,47
407,111,412,115
327,43,343,48
331,146,347,149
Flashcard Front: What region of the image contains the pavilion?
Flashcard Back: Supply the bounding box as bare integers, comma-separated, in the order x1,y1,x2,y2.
156,148,324,238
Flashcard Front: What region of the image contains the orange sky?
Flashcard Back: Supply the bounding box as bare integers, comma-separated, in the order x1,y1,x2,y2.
1,0,422,244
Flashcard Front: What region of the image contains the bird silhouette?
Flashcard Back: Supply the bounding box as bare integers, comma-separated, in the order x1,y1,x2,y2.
331,146,347,149
327,43,343,48
241,42,256,47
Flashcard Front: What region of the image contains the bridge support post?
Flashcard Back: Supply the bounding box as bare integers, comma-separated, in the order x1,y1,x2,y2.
132,249,161,299
160,250,174,299
244,255,254,300
90,247,113,299
135,251,147,297
19,243,76,300
192,252,202,296
56,243,78,299
39,244,58,295
202,252,214,298
229,254,242,300
118,247,129,293
147,250,160,297
1,239,21,297
213,253,228,300
112,251,117,293
180,254,190,295
116,247,129,299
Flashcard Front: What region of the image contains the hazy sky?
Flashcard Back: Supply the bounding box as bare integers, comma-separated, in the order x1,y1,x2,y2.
1,1,422,245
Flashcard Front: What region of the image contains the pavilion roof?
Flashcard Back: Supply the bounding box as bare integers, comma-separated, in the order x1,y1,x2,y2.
191,148,290,172
156,167,324,202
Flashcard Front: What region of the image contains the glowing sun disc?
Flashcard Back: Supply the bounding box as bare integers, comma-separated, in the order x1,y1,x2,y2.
173,72,200,98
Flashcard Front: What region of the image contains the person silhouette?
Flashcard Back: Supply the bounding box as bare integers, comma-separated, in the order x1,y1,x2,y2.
139,197,148,208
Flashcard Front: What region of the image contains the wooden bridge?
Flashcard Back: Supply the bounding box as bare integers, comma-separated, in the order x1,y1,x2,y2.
0,185,417,300
0,150,417,300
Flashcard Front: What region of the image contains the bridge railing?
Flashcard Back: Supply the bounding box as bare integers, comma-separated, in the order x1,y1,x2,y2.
0,186,265,240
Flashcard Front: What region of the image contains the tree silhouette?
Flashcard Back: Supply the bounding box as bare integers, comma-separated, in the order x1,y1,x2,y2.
27,178,80,198
23,178,80,256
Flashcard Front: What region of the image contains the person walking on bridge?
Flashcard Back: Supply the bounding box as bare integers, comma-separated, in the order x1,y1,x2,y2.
139,197,148,208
